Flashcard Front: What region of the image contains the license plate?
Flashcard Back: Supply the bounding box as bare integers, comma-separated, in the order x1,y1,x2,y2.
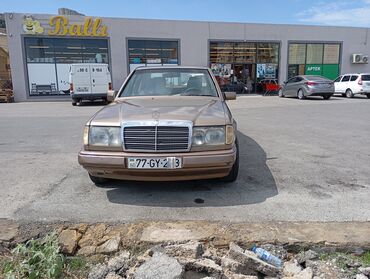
76,87,89,92
127,157,182,169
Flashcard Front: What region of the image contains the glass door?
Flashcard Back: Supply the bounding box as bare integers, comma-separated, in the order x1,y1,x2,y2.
233,64,255,93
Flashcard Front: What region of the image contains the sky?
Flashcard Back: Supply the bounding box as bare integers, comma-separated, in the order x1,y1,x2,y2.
1,0,370,27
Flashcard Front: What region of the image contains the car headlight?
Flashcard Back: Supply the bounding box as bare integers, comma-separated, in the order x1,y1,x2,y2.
88,126,121,147
192,126,226,146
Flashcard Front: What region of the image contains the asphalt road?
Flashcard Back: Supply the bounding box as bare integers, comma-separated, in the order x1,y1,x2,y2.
1,95,369,223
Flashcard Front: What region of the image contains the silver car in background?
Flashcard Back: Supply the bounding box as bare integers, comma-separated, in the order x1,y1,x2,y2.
279,75,334,100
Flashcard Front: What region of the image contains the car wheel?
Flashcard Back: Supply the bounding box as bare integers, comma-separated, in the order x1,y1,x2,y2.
297,89,305,100
346,89,354,98
367,94,370,99
222,139,239,182
323,95,332,100
341,93,346,97
278,89,284,98
89,173,110,185
72,102,77,106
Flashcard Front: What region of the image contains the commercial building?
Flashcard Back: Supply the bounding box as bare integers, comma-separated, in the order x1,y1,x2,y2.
4,12,370,101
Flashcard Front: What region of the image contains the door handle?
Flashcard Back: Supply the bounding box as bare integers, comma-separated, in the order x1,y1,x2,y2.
92,79,95,83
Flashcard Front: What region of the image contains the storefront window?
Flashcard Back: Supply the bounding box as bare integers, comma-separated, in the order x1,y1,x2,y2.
288,42,341,80
209,42,234,63
25,37,109,96
128,40,178,71
257,43,278,64
210,41,280,94
288,44,306,65
234,42,256,63
306,44,323,64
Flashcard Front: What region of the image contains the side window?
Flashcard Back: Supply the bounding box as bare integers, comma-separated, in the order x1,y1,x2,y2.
296,77,303,82
334,76,342,82
350,75,358,81
341,75,350,82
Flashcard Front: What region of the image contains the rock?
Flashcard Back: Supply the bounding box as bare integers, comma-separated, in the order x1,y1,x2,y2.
105,272,123,279
356,274,368,279
164,241,203,259
282,267,313,279
79,233,95,247
223,271,258,279
94,223,108,239
203,248,222,265
134,252,184,279
96,236,121,255
186,258,223,277
77,245,96,256
88,263,109,279
296,250,318,265
221,257,257,275
58,229,82,255
228,242,279,277
70,223,89,234
359,267,370,276
0,219,19,242
107,251,130,272
283,260,303,276
305,260,341,279
297,267,313,279
79,224,107,248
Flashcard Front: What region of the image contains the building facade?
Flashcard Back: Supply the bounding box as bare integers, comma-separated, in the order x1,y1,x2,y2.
4,12,370,102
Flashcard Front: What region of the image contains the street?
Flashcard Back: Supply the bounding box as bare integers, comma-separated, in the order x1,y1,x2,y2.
0,95,369,223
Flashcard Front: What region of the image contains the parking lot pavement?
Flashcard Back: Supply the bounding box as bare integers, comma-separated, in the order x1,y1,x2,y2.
0,96,369,223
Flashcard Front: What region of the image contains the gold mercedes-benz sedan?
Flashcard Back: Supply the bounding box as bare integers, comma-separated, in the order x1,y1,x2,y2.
78,66,239,184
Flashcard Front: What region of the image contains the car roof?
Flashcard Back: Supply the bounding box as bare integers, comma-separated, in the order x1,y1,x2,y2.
340,73,370,75
134,66,210,71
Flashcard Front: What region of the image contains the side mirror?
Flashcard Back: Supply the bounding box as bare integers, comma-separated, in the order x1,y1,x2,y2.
223,91,236,100
107,90,117,102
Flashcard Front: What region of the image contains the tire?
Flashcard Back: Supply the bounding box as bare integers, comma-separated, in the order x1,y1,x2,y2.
222,139,239,182
367,94,370,99
297,89,305,100
89,173,110,185
278,89,284,98
323,95,332,100
341,93,346,97
72,102,77,106
346,89,354,98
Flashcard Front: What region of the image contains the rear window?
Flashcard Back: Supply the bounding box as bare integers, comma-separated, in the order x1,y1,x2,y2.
361,75,370,81
341,75,350,82
350,75,358,81
305,76,328,81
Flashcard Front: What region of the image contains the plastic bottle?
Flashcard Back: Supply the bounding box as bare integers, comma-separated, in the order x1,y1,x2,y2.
251,245,283,268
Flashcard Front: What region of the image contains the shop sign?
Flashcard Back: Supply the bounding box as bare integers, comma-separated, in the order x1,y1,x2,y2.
305,64,322,75
22,15,108,37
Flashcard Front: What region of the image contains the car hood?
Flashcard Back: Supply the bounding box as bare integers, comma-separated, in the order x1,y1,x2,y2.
89,96,232,127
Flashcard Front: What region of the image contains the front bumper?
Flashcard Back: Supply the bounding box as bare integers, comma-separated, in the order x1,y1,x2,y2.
78,147,237,181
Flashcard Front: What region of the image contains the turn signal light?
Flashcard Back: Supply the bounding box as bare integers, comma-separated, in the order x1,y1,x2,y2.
70,83,74,92
109,82,112,90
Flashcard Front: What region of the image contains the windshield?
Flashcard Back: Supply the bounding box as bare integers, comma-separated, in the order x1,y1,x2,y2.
120,68,218,97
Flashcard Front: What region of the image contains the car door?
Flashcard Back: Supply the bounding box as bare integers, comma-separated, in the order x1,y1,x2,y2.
339,75,350,93
291,76,304,96
333,76,342,93
283,77,296,96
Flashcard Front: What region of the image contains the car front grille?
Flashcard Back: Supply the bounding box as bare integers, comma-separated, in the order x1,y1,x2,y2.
123,126,190,152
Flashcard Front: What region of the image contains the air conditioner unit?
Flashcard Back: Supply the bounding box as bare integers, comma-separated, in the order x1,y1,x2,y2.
351,54,369,64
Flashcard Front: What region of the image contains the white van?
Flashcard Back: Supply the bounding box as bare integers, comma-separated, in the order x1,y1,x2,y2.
69,64,112,106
